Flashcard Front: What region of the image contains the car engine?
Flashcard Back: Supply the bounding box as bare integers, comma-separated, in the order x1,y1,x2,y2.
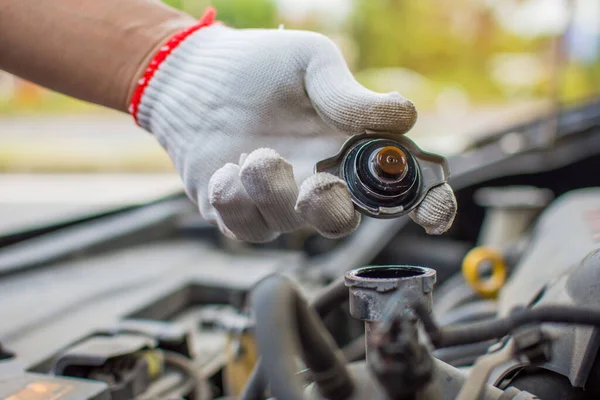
1,99,600,400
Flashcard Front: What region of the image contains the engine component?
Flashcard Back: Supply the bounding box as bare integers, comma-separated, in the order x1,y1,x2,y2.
240,277,350,400
344,265,436,357
368,300,436,400
499,189,600,387
461,246,507,299
195,306,257,397
474,186,553,249
320,358,508,400
52,333,210,400
510,369,588,400
0,358,109,400
139,350,210,400
455,336,542,400
52,334,159,400
315,132,450,219
417,302,600,349
245,270,558,400
341,265,510,400
2,374,109,399
511,326,552,366
107,319,193,357
250,274,354,400
416,300,600,397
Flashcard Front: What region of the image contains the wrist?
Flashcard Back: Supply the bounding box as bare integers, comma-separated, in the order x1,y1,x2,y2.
128,7,217,122
124,16,198,112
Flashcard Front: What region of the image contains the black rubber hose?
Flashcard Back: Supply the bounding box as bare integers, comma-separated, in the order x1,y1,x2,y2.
432,341,496,366
418,304,600,348
250,275,353,400
240,277,348,400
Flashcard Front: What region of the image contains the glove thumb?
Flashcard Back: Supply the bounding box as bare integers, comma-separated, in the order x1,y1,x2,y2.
304,37,417,134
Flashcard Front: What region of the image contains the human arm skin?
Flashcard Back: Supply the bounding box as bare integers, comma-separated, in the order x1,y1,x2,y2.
0,0,195,111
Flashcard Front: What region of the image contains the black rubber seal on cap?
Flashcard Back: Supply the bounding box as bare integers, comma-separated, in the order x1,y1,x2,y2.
342,139,422,211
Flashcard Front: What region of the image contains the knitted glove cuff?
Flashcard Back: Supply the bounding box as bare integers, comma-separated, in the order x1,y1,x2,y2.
129,7,217,126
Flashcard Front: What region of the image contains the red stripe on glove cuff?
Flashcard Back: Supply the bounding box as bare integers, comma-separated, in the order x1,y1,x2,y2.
129,7,217,125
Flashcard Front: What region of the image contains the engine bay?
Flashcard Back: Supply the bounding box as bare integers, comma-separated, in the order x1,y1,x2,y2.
2,99,600,400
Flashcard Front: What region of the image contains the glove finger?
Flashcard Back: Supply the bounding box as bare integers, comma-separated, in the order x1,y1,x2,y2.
208,163,278,243
304,36,417,134
409,183,457,235
295,172,361,239
239,148,305,233
214,215,237,240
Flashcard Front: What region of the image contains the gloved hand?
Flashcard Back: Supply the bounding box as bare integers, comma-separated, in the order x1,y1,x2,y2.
134,18,457,242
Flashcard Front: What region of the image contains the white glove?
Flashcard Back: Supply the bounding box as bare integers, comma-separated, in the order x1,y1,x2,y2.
136,23,457,242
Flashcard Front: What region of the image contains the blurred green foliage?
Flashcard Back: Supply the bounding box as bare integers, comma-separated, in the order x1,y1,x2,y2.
163,0,277,28
211,0,277,28
349,0,546,105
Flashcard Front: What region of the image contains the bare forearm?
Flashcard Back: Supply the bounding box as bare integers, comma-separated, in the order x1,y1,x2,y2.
0,0,195,112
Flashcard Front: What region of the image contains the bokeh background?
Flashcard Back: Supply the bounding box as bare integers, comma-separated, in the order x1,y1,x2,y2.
0,0,599,171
